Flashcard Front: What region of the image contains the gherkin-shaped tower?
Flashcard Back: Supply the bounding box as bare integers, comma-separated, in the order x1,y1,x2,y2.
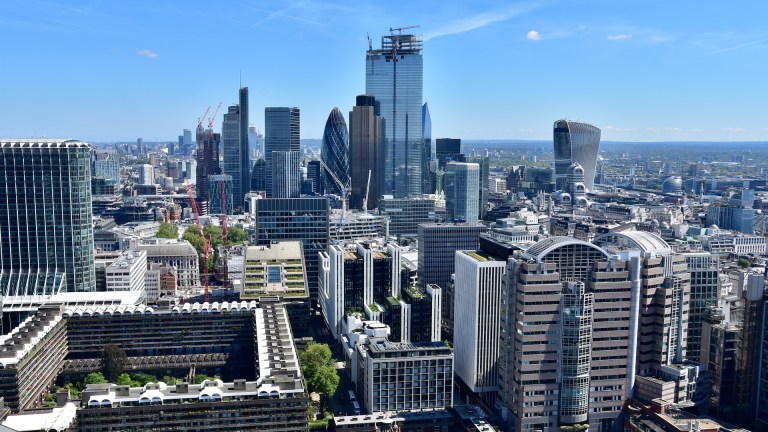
321,107,350,195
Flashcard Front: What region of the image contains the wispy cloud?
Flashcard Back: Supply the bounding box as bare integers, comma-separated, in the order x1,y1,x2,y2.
722,127,746,133
423,3,544,41
607,34,631,41
527,30,541,41
136,49,159,59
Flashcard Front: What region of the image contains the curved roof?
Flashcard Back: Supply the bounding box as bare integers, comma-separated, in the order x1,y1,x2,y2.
593,231,672,255
523,236,609,261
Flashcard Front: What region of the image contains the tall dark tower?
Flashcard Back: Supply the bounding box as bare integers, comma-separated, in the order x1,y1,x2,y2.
239,87,250,205
349,95,383,210
265,107,300,197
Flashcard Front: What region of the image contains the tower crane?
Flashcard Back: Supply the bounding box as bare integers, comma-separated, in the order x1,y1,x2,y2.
306,147,350,221
186,183,212,303
362,170,372,212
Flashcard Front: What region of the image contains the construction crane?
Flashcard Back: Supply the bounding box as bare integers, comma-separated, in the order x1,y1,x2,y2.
186,183,212,303
362,170,372,212
306,147,350,219
197,106,211,129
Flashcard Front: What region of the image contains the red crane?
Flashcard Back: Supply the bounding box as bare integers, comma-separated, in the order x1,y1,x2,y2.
186,183,212,303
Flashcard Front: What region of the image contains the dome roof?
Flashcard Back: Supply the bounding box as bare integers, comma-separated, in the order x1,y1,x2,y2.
662,176,683,193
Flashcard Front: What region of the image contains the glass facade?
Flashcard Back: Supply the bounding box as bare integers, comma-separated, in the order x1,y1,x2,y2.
264,107,300,198
366,34,423,198
0,140,96,293
321,107,350,196
553,120,601,191
207,174,233,215
349,95,383,210
444,162,480,223
222,105,242,204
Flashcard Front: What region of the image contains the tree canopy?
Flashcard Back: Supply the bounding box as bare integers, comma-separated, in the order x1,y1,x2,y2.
300,343,339,398
101,344,128,382
155,223,179,239
227,225,249,244
84,372,108,385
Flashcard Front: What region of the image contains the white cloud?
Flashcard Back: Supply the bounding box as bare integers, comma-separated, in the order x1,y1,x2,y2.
722,127,746,133
136,49,159,58
527,30,541,41
607,34,631,41
424,4,542,41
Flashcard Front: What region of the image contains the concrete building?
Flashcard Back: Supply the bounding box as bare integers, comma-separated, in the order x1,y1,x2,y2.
105,250,147,297
93,148,119,181
138,164,154,185
453,250,505,405
379,196,437,238
137,239,199,293
683,252,720,363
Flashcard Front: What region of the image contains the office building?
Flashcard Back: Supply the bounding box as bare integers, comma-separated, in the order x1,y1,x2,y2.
265,107,300,197
137,239,199,292
453,250,505,405
379,196,436,238
183,128,192,149
366,32,423,197
0,139,96,293
105,250,147,297
321,107,350,196
221,88,250,209
500,236,633,431
444,162,480,223
250,158,267,193
238,87,250,205
683,252,720,363
349,95,383,210
356,340,453,413
207,174,233,215
306,159,323,195
93,149,119,181
138,164,154,185
271,150,301,198
251,197,329,302
195,126,221,207
436,138,462,170
706,189,755,234
553,119,601,191
417,223,486,292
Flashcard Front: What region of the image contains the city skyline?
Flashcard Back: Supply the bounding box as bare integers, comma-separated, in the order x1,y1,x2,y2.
1,0,766,142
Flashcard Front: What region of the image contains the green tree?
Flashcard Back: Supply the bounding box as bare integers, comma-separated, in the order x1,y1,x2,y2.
226,225,249,244
84,372,108,385
310,364,339,397
183,225,204,254
193,373,220,384
739,258,751,268
132,373,159,386
116,373,137,387
203,225,223,250
300,342,334,380
101,344,128,382
155,223,179,239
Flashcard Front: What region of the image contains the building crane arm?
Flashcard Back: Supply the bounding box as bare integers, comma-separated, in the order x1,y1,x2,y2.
363,170,372,212
197,106,211,129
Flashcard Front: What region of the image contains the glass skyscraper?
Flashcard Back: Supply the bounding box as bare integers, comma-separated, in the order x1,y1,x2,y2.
366,33,423,198
0,139,95,293
320,107,349,196
422,102,432,194
553,119,601,191
444,162,480,223
264,107,300,198
349,95,383,210
221,87,250,209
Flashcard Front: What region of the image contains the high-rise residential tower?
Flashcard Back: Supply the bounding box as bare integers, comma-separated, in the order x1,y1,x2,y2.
0,139,96,293
349,95,383,210
444,162,480,223
320,107,350,196
553,119,601,191
264,107,300,197
366,32,423,198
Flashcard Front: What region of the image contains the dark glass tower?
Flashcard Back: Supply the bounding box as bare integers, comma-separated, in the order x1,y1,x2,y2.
320,107,350,196
421,102,432,194
0,139,96,293
196,125,221,209
436,138,462,170
349,95,383,210
221,87,250,209
265,107,300,197
553,119,601,191
239,87,250,201
250,158,266,192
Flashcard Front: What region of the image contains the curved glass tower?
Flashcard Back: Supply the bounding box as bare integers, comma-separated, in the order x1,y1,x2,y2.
321,107,350,195
553,120,601,191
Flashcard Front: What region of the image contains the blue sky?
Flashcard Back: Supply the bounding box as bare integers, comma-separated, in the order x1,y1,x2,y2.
1,0,766,142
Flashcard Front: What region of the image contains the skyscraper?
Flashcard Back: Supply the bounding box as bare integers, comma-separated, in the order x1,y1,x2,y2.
444,162,480,223
349,95,383,210
0,139,96,293
271,150,301,198
264,107,300,197
250,158,266,193
238,87,250,202
435,138,463,169
320,107,349,196
221,87,250,209
553,119,601,191
366,32,423,198
196,124,220,209
207,174,233,215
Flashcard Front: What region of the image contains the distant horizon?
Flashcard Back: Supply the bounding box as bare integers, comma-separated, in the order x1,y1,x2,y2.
1,1,766,142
